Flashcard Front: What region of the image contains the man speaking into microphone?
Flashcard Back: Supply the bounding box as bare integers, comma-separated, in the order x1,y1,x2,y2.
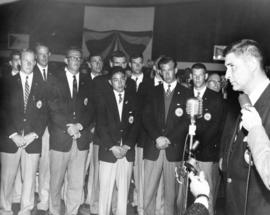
222,39,270,215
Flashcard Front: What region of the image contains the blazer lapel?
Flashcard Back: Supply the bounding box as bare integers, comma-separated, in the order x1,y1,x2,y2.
108,90,121,123
15,75,24,113
156,85,165,127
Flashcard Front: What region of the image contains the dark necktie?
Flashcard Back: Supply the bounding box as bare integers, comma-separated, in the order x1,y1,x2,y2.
118,93,123,104
73,75,77,99
43,69,47,81
24,76,30,112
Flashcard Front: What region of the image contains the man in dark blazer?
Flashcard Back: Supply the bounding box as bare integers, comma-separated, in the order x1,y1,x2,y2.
143,56,190,215
0,49,47,215
96,66,139,215
222,39,270,215
47,48,95,215
129,53,153,215
33,43,55,212
188,63,225,215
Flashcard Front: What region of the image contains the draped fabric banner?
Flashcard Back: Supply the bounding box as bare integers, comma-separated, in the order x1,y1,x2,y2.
83,29,152,60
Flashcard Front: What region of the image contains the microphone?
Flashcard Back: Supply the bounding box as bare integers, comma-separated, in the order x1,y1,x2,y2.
186,98,200,124
238,93,252,110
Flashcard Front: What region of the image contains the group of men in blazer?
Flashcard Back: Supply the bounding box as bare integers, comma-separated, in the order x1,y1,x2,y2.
2,38,270,215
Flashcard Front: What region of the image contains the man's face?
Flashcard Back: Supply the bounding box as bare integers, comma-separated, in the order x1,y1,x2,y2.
225,53,253,92
66,50,82,74
21,52,36,75
160,61,176,84
9,55,21,70
130,57,143,75
36,46,50,67
207,74,221,92
111,57,127,69
192,68,207,89
89,56,103,74
110,72,126,92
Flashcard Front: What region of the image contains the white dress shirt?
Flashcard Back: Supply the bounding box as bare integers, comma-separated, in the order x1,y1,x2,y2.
163,80,177,93
20,71,33,96
131,73,144,90
113,90,125,121
65,68,79,98
37,63,48,80
193,86,207,98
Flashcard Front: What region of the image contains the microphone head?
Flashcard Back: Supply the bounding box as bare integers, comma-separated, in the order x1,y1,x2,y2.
186,98,200,117
238,93,252,109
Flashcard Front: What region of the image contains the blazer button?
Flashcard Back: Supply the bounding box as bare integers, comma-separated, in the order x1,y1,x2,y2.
120,129,123,133
227,178,232,183
23,118,27,122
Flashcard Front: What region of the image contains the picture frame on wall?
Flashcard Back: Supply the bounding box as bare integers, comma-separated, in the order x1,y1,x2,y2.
8,33,29,50
213,45,226,61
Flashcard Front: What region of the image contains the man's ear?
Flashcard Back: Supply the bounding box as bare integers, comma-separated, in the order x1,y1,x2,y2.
9,61,12,66
48,52,52,57
86,62,91,69
109,60,113,68
108,79,112,86
64,57,68,65
205,73,208,80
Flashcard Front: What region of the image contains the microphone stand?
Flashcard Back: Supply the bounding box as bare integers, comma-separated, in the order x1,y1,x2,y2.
182,116,197,212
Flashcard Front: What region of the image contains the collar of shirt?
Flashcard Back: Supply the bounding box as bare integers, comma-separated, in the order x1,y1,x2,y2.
154,76,163,86
37,63,48,74
20,71,33,91
131,73,144,85
91,72,98,80
194,86,207,98
249,78,270,105
163,80,177,92
65,67,80,95
113,90,125,101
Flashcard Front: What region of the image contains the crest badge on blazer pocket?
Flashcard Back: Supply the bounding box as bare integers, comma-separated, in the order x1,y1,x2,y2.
84,98,88,106
36,100,42,109
175,107,183,117
128,115,134,124
204,113,211,121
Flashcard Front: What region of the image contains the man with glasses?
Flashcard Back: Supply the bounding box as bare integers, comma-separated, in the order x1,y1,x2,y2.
47,47,95,215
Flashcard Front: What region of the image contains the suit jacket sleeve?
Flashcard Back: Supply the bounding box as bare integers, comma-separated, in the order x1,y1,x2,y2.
247,125,270,190
142,98,161,142
96,97,116,150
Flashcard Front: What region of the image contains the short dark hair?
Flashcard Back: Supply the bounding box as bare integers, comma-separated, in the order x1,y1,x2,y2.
158,56,177,69
130,53,143,61
35,42,50,53
110,50,127,62
109,66,126,79
223,39,265,70
88,53,102,61
9,50,21,61
191,63,207,72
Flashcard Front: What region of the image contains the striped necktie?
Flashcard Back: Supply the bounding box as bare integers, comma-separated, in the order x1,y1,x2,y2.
24,76,30,112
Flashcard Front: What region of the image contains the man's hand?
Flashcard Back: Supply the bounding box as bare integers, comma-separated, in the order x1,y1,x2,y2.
189,171,210,198
66,123,83,138
110,146,125,159
11,134,25,148
155,136,171,150
22,132,38,148
121,145,131,157
241,107,262,131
